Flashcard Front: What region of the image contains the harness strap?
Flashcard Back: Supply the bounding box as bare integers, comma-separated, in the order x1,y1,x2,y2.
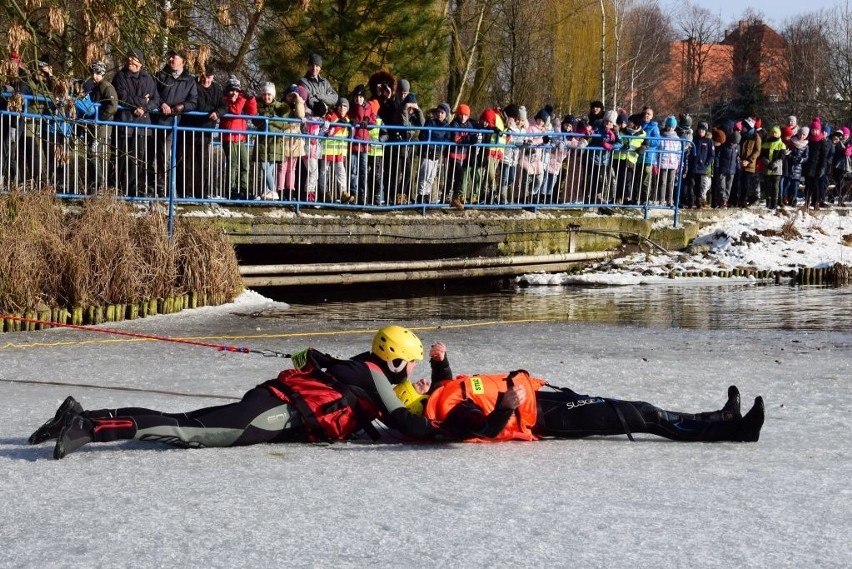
608,400,635,442
272,382,330,443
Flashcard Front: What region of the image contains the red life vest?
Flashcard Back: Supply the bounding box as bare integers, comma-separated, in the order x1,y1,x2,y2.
424,370,546,442
265,356,382,442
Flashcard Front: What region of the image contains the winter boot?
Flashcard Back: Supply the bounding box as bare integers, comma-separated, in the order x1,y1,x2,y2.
28,396,83,445
730,397,765,442
53,414,94,459
697,385,741,422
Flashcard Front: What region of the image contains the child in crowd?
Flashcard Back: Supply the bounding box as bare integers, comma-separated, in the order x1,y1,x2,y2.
320,97,351,203
612,113,645,204
416,102,451,203
687,122,714,208
447,103,476,209
658,115,683,207
219,75,258,200
712,124,738,208
783,126,808,206
760,125,787,209
347,85,376,204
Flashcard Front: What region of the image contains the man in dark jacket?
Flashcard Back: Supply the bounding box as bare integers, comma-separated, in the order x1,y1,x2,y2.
151,49,198,196
298,54,338,112
179,64,227,198
113,49,160,197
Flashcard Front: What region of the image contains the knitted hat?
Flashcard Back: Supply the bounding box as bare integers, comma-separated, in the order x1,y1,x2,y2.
800,126,810,137
127,48,144,63
603,110,618,124
617,113,628,126
590,100,603,109
437,102,451,116
843,127,850,138
743,117,756,130
770,125,781,137
336,97,349,108
398,79,410,92
351,84,366,98
697,121,709,131
535,108,551,123
259,82,276,97
781,126,794,139
308,53,323,67
664,115,677,129
225,75,242,92
403,93,417,105
679,113,693,128
90,61,106,75
456,103,471,116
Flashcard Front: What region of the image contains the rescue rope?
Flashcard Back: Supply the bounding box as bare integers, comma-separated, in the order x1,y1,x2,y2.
0,315,292,358
0,377,240,400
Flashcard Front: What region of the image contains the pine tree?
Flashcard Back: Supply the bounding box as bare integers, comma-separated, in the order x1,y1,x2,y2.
260,0,447,104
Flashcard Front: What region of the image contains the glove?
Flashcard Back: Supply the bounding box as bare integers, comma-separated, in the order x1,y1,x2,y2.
542,136,551,144
290,348,309,370
244,89,256,100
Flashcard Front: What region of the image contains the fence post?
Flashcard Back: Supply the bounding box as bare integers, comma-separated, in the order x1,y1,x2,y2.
168,117,179,238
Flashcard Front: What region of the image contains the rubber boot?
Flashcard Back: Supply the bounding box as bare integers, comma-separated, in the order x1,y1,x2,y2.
29,396,83,445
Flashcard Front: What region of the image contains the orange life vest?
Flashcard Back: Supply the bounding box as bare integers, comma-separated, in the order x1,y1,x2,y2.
424,370,546,442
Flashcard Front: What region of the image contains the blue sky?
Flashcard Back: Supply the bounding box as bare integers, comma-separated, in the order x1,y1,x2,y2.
666,0,842,27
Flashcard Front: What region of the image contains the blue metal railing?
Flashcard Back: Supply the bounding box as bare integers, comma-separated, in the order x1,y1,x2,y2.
1,94,689,231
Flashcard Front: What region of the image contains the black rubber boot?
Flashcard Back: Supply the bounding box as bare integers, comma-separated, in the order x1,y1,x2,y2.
697,385,741,422
53,415,94,459
730,397,765,442
29,396,84,445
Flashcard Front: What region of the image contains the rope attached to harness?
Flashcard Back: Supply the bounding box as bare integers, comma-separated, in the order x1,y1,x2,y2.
0,314,291,358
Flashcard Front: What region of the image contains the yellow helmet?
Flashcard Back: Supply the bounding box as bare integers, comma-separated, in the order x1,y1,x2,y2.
371,325,423,364
393,380,428,415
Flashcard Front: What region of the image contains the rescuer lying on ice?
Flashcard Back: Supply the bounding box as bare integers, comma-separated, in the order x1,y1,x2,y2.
391,343,765,443
30,326,447,459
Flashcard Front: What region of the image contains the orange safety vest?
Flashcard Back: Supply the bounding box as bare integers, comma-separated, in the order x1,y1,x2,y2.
424,370,546,442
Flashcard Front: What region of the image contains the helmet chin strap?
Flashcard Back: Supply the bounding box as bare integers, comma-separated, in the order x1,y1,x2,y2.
387,359,408,373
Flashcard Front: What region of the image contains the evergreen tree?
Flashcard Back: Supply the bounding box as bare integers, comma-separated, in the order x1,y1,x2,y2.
260,0,447,104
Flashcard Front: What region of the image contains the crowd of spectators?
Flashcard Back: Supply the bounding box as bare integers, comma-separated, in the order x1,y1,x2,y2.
1,50,848,210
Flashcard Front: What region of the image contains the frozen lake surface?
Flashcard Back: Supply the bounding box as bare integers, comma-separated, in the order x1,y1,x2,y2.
1,291,850,567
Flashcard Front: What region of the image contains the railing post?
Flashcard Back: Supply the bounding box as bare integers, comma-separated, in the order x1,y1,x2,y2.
167,117,179,238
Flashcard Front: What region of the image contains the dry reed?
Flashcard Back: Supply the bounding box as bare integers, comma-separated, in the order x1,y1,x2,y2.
0,191,242,316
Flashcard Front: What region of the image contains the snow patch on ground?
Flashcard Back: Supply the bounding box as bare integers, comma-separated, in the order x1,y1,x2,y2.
521,210,851,286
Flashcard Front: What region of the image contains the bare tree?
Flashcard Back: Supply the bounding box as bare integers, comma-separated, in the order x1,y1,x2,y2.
620,1,674,113
780,11,832,123
673,0,723,114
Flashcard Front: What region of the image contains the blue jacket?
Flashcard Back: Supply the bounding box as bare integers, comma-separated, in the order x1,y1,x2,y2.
640,120,660,165
689,135,714,175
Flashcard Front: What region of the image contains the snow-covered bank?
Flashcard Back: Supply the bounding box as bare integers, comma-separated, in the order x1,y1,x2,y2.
1,291,850,567
521,210,851,286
